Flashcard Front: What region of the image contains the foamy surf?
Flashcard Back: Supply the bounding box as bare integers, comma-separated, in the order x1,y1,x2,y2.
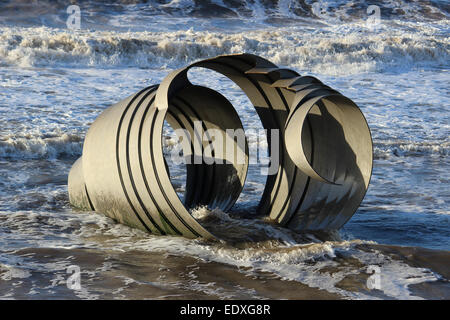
0,131,82,160
0,0,448,300
0,207,446,300
1,127,447,161
374,140,449,159
0,23,448,75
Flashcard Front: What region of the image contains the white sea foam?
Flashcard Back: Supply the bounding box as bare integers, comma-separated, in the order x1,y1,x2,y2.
0,126,447,161
374,140,449,159
0,0,448,300
0,130,83,159
93,223,440,300
0,264,32,281
0,23,447,75
0,202,443,299
53,208,445,299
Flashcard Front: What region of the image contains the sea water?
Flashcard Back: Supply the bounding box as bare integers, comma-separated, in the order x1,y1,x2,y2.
0,0,448,299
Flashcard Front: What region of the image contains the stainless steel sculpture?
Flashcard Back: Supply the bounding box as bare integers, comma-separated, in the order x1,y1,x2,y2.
68,53,373,239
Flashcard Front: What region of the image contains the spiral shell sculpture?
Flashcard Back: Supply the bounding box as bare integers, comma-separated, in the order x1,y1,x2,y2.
68,54,373,239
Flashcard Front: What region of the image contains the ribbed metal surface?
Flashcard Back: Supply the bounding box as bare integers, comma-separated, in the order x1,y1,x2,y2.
68,53,373,239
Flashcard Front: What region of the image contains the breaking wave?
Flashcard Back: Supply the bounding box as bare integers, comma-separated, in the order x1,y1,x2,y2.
374,140,449,159
1,129,447,161
0,25,448,75
0,131,83,160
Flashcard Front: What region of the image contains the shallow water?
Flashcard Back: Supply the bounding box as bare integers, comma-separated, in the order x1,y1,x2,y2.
0,0,449,299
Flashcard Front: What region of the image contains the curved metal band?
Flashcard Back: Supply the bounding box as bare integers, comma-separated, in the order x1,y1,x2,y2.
68,53,373,238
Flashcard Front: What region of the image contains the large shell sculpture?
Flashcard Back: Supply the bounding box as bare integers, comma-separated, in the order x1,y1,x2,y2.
68,54,373,239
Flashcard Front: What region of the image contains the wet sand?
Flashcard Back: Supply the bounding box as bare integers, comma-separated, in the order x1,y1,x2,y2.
0,246,340,300
1,243,448,300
